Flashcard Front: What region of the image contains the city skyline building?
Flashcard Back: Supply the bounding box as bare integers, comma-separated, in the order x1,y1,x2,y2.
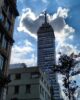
37,12,61,99
0,0,19,99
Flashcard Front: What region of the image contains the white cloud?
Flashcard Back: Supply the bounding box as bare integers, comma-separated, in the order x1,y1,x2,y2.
56,43,78,55
17,7,75,43
17,8,37,39
68,35,74,40
10,52,37,67
41,0,48,3
56,42,79,65
10,40,37,66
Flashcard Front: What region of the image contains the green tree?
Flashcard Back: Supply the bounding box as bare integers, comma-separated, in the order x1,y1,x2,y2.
54,54,80,100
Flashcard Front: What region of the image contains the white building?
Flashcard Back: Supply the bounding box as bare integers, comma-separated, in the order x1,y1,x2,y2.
6,64,53,100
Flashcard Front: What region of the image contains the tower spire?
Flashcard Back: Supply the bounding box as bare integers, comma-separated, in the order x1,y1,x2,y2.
44,11,47,23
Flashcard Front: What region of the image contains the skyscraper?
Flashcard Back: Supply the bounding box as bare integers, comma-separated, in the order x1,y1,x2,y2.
37,12,61,100
0,0,19,99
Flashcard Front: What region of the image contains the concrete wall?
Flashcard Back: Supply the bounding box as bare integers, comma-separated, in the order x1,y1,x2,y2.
6,67,52,100
6,67,40,100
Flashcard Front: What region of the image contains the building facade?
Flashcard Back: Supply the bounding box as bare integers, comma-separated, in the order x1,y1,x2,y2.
6,64,52,100
0,0,19,99
37,13,61,99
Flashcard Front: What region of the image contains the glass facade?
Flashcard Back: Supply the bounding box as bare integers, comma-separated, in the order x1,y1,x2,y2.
37,22,61,99
38,31,55,71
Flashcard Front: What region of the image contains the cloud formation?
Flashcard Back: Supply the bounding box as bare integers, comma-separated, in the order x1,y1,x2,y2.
10,40,37,66
17,7,75,55
17,7,74,42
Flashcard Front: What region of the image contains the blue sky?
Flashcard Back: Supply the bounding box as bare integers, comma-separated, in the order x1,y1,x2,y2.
10,0,80,98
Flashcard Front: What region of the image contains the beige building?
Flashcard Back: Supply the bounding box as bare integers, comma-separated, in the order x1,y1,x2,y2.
6,63,52,100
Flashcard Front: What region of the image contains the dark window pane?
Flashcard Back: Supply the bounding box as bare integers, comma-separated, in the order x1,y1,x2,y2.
26,84,31,93
2,35,7,49
15,73,21,80
14,86,19,94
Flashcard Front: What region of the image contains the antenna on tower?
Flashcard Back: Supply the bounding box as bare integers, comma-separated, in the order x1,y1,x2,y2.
44,11,47,23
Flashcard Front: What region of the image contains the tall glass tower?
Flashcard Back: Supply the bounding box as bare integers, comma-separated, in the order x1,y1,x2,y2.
37,13,61,100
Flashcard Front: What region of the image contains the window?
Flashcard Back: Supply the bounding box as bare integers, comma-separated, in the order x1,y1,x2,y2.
26,84,31,93
0,54,4,70
15,73,21,80
2,35,7,49
14,86,19,94
6,87,8,94
0,33,8,49
31,72,39,78
5,19,11,31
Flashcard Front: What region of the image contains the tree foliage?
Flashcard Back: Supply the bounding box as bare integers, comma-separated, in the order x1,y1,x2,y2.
54,54,80,100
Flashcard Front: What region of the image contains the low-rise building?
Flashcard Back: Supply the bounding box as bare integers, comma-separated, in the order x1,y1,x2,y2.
6,63,52,100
